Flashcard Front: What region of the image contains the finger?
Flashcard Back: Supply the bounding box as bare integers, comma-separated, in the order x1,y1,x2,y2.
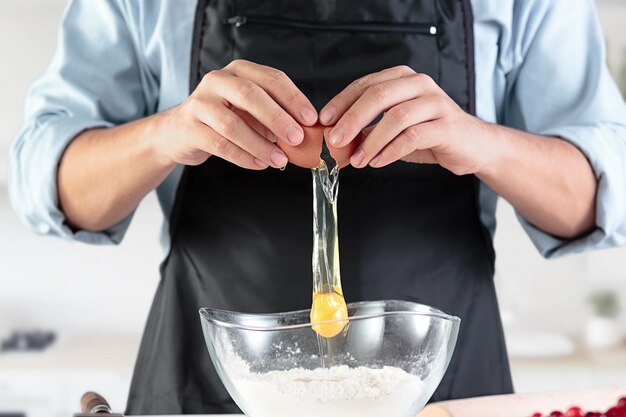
350,96,443,168
330,75,439,149
206,71,305,146
195,125,269,170
225,59,318,126
198,101,289,169
232,107,278,143
401,149,438,165
319,65,416,126
368,122,440,168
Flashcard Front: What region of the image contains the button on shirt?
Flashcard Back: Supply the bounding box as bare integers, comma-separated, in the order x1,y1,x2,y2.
9,0,626,258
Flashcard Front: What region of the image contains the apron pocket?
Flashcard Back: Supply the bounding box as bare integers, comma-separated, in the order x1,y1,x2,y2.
225,13,442,108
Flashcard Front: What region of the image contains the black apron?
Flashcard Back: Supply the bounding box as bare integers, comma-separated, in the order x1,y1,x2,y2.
126,0,513,413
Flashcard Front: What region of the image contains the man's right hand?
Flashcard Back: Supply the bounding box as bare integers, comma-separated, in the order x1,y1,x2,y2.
57,60,317,231
155,59,318,170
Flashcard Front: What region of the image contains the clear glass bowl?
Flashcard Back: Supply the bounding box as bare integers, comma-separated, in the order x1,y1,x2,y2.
200,300,460,417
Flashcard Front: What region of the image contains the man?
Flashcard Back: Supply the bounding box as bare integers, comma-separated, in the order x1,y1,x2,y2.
9,0,626,414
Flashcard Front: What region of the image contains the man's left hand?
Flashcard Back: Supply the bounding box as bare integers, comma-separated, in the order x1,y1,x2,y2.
319,65,495,175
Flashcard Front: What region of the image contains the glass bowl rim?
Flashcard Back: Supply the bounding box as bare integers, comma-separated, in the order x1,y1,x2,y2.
199,299,460,332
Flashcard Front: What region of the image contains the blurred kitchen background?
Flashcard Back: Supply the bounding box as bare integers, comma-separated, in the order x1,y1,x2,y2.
1,0,625,416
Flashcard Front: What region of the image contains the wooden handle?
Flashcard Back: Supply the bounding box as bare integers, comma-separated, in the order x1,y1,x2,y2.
80,392,112,414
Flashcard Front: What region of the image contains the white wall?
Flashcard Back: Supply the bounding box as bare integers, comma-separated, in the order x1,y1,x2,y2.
1,0,625,339
598,0,626,82
495,201,626,335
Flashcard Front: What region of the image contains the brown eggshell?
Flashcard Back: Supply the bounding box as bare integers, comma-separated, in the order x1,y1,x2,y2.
325,127,360,169
276,123,363,169
277,123,323,169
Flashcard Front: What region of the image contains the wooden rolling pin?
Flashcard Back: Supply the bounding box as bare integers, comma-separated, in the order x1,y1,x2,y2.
418,386,626,417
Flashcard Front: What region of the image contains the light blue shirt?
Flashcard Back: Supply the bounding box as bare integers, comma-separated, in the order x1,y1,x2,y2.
9,0,626,258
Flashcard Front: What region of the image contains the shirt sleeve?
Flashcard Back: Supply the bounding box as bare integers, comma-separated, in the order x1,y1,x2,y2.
502,0,626,258
8,0,156,244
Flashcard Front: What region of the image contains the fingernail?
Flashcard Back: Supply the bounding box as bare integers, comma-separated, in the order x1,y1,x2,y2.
351,149,365,167
301,107,317,124
319,107,336,125
328,126,343,146
370,155,383,167
271,150,288,168
254,158,269,168
287,125,304,145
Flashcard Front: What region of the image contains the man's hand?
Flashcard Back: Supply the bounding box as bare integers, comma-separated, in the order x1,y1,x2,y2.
156,59,318,170
318,65,494,175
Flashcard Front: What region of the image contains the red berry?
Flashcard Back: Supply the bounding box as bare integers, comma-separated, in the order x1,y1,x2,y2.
567,407,584,417
531,413,543,417
550,412,565,417
567,407,582,416
618,398,626,408
607,407,622,417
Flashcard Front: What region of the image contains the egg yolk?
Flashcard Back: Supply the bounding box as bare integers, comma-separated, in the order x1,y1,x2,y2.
310,289,348,338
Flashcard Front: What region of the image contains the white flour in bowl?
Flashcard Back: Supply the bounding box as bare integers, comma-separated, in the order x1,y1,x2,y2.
229,364,425,417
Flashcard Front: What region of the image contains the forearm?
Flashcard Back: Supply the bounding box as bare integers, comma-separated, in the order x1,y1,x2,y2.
477,124,597,239
58,111,176,232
